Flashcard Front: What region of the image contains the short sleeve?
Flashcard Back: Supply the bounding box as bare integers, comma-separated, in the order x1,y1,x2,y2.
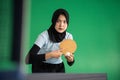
34,31,47,48
66,32,73,40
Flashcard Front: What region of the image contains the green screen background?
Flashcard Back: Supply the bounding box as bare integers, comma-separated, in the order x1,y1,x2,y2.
24,0,120,80
0,0,119,80
0,0,17,71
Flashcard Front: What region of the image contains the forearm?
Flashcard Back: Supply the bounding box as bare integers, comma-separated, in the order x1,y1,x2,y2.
25,44,45,64
25,44,63,64
67,59,75,66
45,52,52,60
45,49,63,60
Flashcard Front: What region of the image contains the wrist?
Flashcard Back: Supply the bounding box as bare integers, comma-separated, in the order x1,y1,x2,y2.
45,52,53,60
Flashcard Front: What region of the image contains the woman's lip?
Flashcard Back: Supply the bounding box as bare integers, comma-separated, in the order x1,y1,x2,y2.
58,28,63,30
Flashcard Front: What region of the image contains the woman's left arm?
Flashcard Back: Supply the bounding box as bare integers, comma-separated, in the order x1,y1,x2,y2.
65,53,75,66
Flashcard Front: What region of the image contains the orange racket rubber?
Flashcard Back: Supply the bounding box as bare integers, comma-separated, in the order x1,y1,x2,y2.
59,39,77,55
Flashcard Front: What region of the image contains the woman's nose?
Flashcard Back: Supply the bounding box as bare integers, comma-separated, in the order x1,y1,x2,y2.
60,22,64,27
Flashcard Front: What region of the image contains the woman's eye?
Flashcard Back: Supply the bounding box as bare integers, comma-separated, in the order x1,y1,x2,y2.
64,21,66,23
56,20,60,23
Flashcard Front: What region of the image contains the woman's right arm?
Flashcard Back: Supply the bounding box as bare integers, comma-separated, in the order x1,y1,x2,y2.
25,44,44,64
25,44,62,64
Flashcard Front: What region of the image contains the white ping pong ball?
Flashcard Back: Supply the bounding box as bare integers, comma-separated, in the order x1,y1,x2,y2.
65,52,70,56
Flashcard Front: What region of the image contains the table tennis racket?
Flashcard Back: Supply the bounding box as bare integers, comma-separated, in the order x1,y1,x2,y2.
59,39,77,56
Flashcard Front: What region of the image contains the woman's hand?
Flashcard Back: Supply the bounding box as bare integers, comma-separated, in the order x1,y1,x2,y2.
50,49,63,58
64,52,74,62
45,49,63,60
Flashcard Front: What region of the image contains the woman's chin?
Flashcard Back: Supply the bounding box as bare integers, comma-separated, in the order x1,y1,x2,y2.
57,30,65,33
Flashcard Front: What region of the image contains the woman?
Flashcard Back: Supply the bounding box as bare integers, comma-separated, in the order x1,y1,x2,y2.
25,8,75,73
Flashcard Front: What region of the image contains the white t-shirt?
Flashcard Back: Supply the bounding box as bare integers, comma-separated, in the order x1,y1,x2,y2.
35,30,73,64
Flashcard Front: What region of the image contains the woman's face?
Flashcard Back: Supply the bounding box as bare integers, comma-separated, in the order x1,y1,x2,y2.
55,14,68,33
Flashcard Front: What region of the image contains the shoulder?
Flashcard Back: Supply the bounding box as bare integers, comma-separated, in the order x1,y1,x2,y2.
38,30,49,39
39,30,48,36
66,32,72,36
65,32,73,39
34,30,49,48
36,30,49,42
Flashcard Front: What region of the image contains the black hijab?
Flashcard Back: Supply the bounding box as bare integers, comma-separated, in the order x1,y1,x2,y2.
48,8,69,43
